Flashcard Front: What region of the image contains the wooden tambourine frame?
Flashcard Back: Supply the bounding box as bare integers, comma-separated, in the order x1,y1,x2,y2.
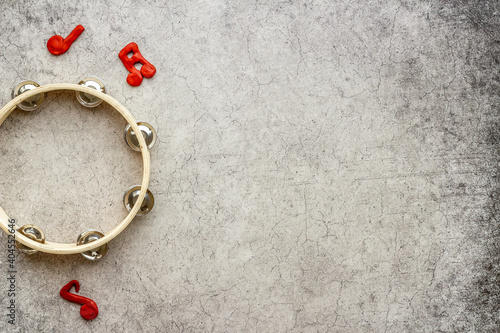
0,83,150,254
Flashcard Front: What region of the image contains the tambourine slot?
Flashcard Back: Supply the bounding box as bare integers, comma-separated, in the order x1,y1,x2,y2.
77,229,108,260
15,224,45,254
76,77,106,108
123,185,154,216
11,81,44,111
124,122,157,151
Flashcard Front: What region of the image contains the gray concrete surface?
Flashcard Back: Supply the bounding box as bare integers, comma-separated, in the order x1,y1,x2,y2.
0,0,499,332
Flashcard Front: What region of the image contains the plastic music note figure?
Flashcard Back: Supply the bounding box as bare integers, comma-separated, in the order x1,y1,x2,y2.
118,42,156,86
47,25,85,56
60,280,98,320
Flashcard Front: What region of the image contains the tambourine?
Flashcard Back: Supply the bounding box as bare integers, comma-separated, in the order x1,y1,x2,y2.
0,78,156,260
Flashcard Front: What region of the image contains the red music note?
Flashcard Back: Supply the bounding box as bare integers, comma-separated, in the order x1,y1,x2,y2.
60,280,99,320
47,25,85,56
118,42,156,86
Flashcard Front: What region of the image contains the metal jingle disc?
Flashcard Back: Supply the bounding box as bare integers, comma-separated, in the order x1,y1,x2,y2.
76,229,109,260
15,224,45,254
123,185,155,216
76,76,106,108
11,80,45,111
124,122,157,152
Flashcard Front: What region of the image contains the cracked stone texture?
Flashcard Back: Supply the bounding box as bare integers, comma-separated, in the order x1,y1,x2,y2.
0,0,499,332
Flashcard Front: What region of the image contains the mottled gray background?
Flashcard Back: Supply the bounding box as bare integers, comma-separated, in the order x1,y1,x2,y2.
0,0,498,332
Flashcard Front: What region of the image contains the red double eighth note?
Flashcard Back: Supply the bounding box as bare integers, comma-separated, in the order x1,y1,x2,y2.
119,42,156,86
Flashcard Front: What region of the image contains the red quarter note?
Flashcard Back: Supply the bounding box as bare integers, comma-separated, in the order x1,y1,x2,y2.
47,25,85,56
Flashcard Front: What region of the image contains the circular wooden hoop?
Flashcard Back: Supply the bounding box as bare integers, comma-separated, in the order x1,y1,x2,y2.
0,83,151,254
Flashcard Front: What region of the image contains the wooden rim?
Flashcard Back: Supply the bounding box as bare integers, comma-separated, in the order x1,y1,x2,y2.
0,83,151,254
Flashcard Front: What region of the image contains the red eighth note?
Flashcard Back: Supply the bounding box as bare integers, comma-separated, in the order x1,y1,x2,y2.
118,42,156,86
47,25,85,56
60,280,98,320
